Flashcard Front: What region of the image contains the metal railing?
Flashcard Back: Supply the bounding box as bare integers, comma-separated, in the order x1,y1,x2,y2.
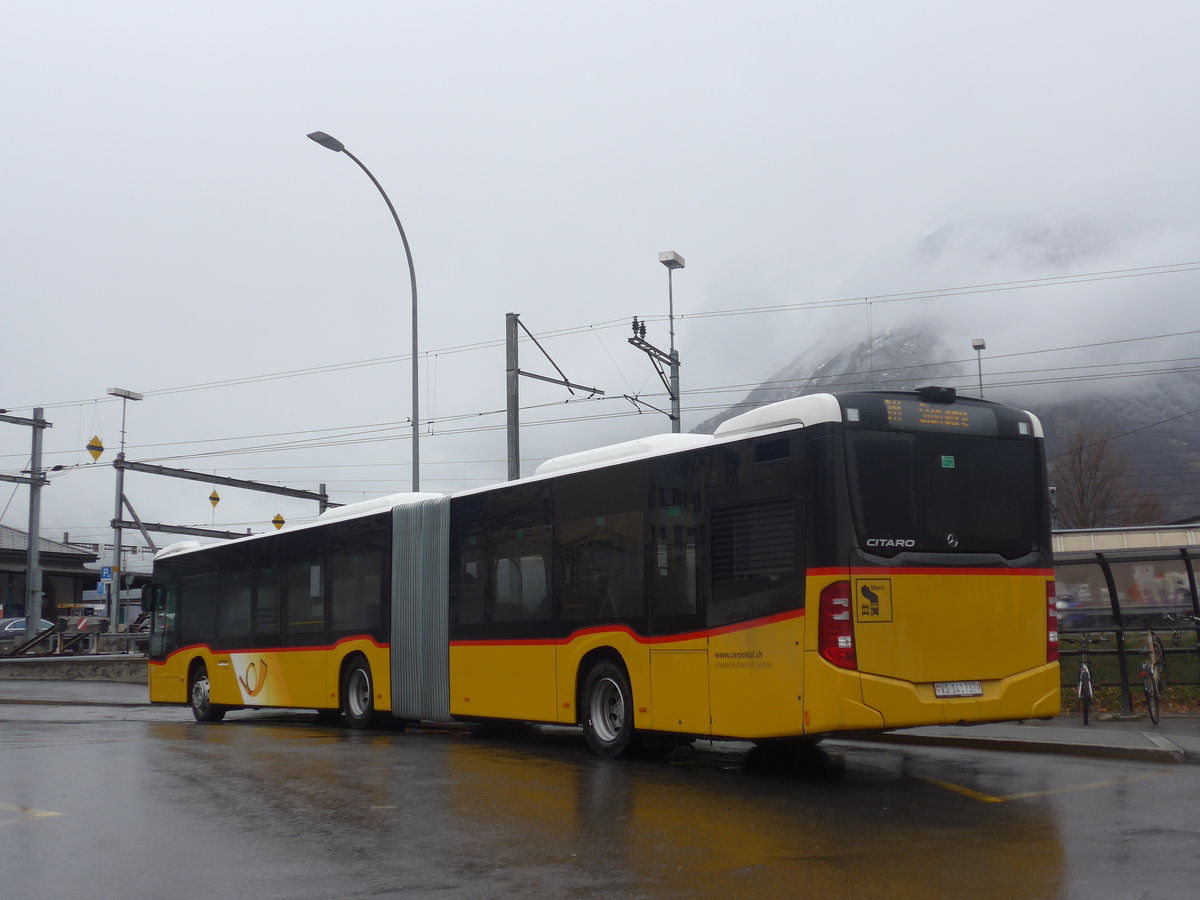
2,620,148,658
1056,546,1200,716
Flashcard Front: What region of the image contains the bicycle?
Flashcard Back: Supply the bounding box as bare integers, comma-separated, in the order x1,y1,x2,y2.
1077,633,1094,726
1162,611,1200,646
1140,620,1166,725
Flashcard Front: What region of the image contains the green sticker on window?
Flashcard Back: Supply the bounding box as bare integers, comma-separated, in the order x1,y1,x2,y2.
941,455,956,468
669,505,680,517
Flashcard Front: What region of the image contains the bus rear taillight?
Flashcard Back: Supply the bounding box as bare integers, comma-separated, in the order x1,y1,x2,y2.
1047,581,1059,663
818,581,857,670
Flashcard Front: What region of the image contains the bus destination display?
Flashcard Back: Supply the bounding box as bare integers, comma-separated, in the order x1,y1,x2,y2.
883,398,998,435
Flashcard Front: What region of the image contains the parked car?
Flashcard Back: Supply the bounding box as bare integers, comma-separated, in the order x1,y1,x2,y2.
0,617,57,650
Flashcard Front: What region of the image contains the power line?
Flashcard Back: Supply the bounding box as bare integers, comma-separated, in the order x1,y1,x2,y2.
12,328,1200,470
9,347,1199,476
8,258,1200,416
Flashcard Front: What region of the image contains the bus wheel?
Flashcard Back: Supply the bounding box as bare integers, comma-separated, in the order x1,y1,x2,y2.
582,660,635,758
341,657,375,729
189,663,226,724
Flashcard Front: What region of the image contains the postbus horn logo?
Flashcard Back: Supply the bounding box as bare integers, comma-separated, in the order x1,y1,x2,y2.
238,659,269,697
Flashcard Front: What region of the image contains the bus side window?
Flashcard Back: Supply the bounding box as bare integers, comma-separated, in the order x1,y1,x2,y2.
217,565,253,648
256,562,283,647
285,557,325,642
455,553,485,625
176,572,217,647
559,513,644,621
650,512,699,617
448,505,486,637
494,554,549,622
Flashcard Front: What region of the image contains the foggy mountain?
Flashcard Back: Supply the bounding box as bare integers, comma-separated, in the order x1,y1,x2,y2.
694,324,970,434
694,323,1200,524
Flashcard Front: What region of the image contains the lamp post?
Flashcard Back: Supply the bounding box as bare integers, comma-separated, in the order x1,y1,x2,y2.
658,251,685,433
307,131,421,490
971,337,986,397
107,387,142,631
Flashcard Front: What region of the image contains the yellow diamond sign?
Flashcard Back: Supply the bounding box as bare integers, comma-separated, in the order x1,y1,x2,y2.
209,490,220,508
86,436,104,462
272,514,285,531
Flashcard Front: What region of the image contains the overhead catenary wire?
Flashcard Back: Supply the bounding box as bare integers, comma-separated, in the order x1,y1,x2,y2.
9,320,1200,471
7,343,1200,477
7,258,1200,415
7,258,1200,532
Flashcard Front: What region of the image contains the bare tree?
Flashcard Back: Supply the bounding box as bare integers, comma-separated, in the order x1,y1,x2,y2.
1049,424,1163,528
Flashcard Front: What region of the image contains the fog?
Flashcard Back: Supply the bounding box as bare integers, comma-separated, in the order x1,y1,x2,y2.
3,1,1198,553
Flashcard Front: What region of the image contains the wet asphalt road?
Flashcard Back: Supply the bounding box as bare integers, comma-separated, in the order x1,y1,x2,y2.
2,694,1200,899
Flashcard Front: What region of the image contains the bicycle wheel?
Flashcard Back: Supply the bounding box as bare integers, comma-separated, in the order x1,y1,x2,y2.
1154,636,1167,689
1142,671,1160,724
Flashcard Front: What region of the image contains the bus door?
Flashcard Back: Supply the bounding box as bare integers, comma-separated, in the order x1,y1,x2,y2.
147,584,180,703
449,486,558,726
706,478,806,740
452,524,558,724
646,512,707,736
274,552,328,709
643,461,707,736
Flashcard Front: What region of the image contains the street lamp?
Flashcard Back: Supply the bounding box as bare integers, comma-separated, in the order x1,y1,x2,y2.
971,338,986,396
307,131,421,491
107,387,142,630
659,251,685,433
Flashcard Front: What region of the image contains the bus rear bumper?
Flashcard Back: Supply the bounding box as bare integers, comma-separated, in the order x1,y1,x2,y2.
859,663,1061,730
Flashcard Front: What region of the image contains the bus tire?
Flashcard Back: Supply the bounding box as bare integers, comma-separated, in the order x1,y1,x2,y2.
581,659,635,758
341,656,376,729
189,663,226,723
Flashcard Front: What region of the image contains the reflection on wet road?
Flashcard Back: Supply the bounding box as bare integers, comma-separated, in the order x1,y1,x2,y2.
2,703,1198,898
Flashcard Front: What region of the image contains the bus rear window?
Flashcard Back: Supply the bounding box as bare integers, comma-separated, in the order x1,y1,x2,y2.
845,430,1041,558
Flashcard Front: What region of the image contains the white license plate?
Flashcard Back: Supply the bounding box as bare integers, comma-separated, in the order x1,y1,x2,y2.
934,680,983,698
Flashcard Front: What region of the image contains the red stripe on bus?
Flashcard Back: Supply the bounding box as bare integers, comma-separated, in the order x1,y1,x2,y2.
449,608,806,649
806,566,1054,578
150,634,388,665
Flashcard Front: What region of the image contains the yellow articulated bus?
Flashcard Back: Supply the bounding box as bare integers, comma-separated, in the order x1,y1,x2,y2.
147,387,1059,757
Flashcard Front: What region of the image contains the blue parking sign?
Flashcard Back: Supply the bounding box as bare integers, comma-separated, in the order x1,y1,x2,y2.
101,566,113,581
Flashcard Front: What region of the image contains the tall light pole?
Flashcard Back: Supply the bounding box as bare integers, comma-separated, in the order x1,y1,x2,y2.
108,387,142,630
307,131,420,490
659,251,685,433
971,337,986,397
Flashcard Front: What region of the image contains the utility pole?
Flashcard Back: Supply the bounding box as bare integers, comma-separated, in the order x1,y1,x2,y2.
108,388,142,631
627,318,679,428
26,409,47,631
0,408,52,633
629,252,685,432
660,251,684,433
506,314,521,481
505,313,604,480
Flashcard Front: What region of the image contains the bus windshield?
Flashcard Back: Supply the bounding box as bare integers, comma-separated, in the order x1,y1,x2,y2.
844,429,1042,559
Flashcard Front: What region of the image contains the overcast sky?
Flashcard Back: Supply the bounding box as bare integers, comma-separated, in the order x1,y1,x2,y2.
3,1,1199,554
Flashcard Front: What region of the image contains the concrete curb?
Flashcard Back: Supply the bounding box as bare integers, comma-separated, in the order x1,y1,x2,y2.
0,655,148,684
0,697,151,709
846,730,1189,764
